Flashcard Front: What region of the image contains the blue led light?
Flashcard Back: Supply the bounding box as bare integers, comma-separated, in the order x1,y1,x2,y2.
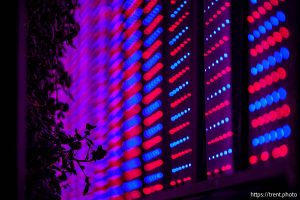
205,52,228,72
123,179,142,192
170,52,191,70
124,93,142,109
252,125,292,147
169,26,189,45
169,81,189,97
171,108,191,121
206,117,230,132
276,11,286,22
144,27,163,47
206,83,231,101
208,148,232,160
248,12,286,42
124,31,142,49
125,8,143,28
250,0,257,4
122,158,141,171
143,52,162,71
143,5,162,25
170,136,190,148
144,123,163,138
144,172,163,184
142,148,162,162
205,19,230,41
144,75,163,93
250,47,289,76
123,115,141,130
143,100,162,117
172,163,192,173
249,88,287,112
123,136,142,149
204,0,219,13
124,51,142,69
170,1,187,18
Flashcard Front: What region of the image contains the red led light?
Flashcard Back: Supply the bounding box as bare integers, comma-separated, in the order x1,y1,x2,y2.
169,66,190,83
124,168,142,181
168,12,190,32
143,136,162,150
144,159,163,171
170,38,191,56
124,83,142,99
124,62,141,79
124,104,141,119
280,27,289,38
251,104,290,128
143,88,162,105
206,66,231,85
124,20,141,39
144,0,158,13
111,196,124,200
143,40,162,59
270,0,279,6
125,40,143,57
169,121,190,134
176,179,182,184
124,147,141,160
128,190,141,199
248,67,287,94
207,171,212,176
208,131,233,145
205,1,230,26
109,177,123,187
143,110,163,126
144,15,163,35
171,148,192,159
280,145,288,157
203,99,231,116
143,62,163,81
247,16,255,23
143,184,163,195
204,36,229,56
125,0,142,17
109,159,122,168
249,155,258,165
124,125,142,139
170,93,192,108
258,6,266,15
170,181,176,186
261,151,269,161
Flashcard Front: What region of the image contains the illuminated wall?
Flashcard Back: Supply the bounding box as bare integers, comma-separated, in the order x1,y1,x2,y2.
203,0,234,177
247,0,293,166
60,0,299,199
166,0,194,187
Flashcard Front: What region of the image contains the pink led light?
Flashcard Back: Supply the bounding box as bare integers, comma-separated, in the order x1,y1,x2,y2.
124,168,142,181
125,0,142,17
143,110,163,126
204,36,229,56
170,37,191,56
143,88,162,105
124,125,142,139
169,66,190,83
144,0,158,13
251,104,290,128
169,121,190,134
170,93,192,108
124,147,141,160
206,66,231,85
144,15,163,35
144,159,163,171
143,62,163,81
207,131,233,145
250,28,290,56
205,1,230,26
143,184,163,195
171,148,192,159
168,12,190,32
248,67,286,94
143,136,162,150
205,100,230,116
124,20,141,39
143,40,162,59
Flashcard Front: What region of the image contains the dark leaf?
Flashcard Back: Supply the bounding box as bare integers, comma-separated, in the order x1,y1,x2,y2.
70,141,82,150
86,123,96,130
59,172,67,181
92,145,107,161
83,176,90,195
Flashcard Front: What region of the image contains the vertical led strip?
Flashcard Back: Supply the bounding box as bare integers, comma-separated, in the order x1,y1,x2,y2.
204,0,234,178
247,0,292,166
121,1,144,199
166,0,193,187
142,0,165,196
